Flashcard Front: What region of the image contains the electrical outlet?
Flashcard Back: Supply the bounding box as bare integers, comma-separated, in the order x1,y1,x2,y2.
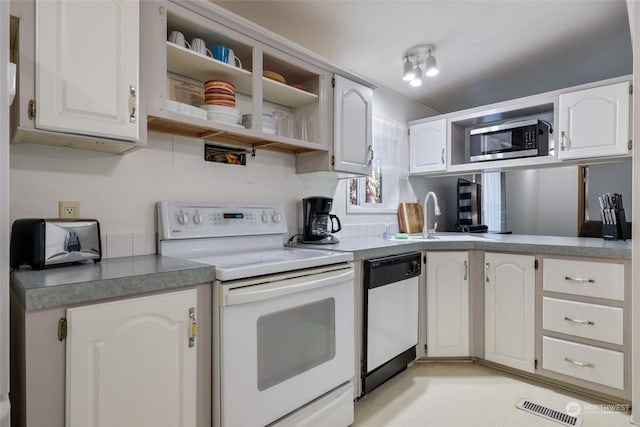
59,201,80,219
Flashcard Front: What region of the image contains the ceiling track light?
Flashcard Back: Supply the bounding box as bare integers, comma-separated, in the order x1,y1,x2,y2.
402,43,439,86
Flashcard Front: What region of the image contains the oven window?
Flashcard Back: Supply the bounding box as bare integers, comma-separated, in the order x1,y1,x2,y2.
257,298,336,391
482,132,512,153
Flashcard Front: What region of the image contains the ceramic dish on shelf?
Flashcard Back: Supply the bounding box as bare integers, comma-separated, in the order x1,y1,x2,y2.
201,105,240,113
263,70,286,84
207,108,242,124
208,119,245,129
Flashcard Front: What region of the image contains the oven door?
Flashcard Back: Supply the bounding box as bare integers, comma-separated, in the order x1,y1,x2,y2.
218,265,354,427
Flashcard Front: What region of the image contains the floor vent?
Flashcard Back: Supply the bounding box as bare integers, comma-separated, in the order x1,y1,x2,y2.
516,399,582,427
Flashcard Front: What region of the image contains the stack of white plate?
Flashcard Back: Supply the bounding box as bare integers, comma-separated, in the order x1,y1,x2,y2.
201,104,242,125
242,114,276,134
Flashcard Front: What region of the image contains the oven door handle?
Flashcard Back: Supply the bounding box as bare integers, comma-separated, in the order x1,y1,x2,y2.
224,268,354,306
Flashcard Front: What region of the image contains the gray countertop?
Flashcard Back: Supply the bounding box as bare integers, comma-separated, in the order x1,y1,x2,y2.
12,233,631,311
294,233,632,261
11,255,215,311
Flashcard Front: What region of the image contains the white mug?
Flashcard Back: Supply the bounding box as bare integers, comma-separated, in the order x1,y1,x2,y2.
191,38,213,58
227,48,242,68
168,31,190,49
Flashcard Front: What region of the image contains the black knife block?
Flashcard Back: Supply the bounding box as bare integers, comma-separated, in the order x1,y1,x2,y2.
602,209,628,241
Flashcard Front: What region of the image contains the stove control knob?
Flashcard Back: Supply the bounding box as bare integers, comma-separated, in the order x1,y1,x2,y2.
272,212,282,223
262,211,271,223
177,212,190,225
194,212,205,225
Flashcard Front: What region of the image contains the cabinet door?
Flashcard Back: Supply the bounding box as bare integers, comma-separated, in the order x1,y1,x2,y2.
426,252,469,357
333,75,373,174
36,0,139,141
558,81,630,160
65,289,197,427
409,119,447,173
484,252,535,373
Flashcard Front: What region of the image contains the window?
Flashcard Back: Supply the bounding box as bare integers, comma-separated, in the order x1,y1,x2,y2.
482,171,506,232
347,116,405,213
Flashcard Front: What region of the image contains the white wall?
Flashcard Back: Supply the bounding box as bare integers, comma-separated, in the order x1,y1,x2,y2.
9,86,431,252
9,133,337,254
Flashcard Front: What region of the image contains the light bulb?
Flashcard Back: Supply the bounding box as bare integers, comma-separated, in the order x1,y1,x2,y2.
425,54,439,77
402,57,415,81
410,64,423,86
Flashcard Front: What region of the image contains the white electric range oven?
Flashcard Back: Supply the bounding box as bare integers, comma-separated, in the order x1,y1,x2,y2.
157,201,355,427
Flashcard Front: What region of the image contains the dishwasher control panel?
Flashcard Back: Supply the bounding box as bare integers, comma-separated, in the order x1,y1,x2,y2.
364,252,422,289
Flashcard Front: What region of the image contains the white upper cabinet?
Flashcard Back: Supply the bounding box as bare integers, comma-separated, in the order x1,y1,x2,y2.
558,81,631,160
66,289,198,427
10,0,143,153
333,75,373,175
409,118,447,173
36,0,139,141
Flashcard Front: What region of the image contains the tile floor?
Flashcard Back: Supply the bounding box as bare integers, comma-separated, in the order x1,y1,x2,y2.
354,361,632,426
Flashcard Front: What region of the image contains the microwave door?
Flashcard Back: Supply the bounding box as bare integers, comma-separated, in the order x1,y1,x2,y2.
482,132,512,153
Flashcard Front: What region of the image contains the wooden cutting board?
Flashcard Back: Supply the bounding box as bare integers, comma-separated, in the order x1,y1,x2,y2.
398,203,424,233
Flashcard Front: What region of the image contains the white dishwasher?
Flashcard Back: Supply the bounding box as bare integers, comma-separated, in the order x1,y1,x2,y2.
362,252,421,395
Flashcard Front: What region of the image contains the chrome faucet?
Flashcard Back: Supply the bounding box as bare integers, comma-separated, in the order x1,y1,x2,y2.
423,191,441,238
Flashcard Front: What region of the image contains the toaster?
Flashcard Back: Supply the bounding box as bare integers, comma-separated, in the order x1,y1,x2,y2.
10,218,102,270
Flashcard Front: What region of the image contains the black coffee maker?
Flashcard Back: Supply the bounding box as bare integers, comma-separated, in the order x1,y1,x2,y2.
302,196,342,244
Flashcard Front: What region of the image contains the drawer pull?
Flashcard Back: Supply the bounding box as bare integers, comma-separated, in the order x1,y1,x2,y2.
564,316,594,326
564,276,595,284
564,357,594,368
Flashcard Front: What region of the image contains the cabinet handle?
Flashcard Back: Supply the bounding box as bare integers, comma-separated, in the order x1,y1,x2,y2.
367,145,374,165
564,357,594,368
485,262,490,283
463,260,468,280
564,316,595,326
441,148,445,164
564,276,595,284
560,131,567,151
188,307,197,348
129,85,137,123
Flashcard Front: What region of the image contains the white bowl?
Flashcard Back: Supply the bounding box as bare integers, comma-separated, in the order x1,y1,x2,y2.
200,104,240,113
208,110,242,124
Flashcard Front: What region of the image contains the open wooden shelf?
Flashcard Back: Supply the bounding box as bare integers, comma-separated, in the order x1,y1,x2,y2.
147,113,326,154
166,42,318,108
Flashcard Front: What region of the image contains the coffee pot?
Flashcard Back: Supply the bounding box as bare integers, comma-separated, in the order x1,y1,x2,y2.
302,196,341,244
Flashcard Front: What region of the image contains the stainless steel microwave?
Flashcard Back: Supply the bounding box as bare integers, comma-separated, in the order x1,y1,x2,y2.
469,119,551,162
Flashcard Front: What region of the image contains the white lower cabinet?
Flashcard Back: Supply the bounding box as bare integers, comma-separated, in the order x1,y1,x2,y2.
65,289,198,427
542,297,623,345
484,252,535,373
542,336,624,390
426,251,469,357
540,257,628,398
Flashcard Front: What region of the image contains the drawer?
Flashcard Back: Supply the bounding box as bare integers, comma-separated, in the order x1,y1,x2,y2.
543,258,624,301
542,336,624,390
542,297,623,345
